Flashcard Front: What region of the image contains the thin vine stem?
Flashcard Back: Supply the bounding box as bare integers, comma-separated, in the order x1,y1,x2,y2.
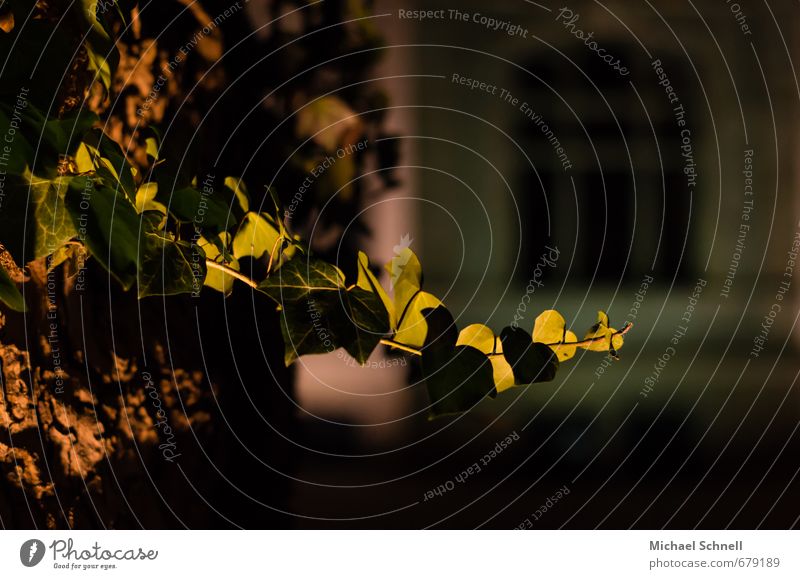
379,339,422,356
266,235,284,276
205,260,258,289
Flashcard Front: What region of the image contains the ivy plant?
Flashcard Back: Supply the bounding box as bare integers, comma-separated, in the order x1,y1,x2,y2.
0,0,631,418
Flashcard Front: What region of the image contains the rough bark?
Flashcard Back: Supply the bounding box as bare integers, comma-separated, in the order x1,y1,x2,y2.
0,249,295,529
0,0,296,529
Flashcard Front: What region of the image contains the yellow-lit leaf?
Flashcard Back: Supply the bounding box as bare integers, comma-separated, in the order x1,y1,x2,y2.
356,251,394,328
387,247,421,315
316,153,355,202
395,291,443,349
582,310,625,354
135,182,167,216
232,212,288,267
224,176,249,213
145,137,160,161
457,324,515,393
532,310,578,362
48,242,86,274
74,143,95,173
296,95,363,152
200,234,238,296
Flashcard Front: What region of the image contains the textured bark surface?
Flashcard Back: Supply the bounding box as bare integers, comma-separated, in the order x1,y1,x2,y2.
0,0,296,529
0,257,294,528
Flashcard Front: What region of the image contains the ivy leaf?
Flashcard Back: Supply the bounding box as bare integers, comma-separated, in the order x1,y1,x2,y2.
264,258,389,366
381,247,444,348
277,287,389,367
222,176,249,217
296,95,363,152
161,186,234,235
65,176,140,290
135,182,167,216
73,0,118,94
457,324,515,393
394,291,443,350
387,246,421,311
0,171,77,264
0,266,25,313
138,233,204,298
0,106,35,174
356,251,394,327
421,307,496,418
532,310,579,362
340,286,390,365
80,130,136,202
0,96,96,177
257,257,345,304
581,310,625,357
500,326,558,385
232,211,291,266
42,108,98,161
145,137,160,161
48,242,86,273
199,234,238,297
278,295,338,366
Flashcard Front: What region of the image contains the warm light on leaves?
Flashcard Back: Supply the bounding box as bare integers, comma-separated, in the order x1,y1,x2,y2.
583,310,626,357
0,81,630,418
533,309,579,362
295,95,363,152
457,324,515,393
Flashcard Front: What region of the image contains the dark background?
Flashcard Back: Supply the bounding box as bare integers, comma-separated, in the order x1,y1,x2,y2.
280,0,800,529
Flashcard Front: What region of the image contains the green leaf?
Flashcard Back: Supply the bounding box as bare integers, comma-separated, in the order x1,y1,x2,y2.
42,109,99,160
0,103,96,176
232,211,283,262
420,307,496,418
138,233,204,298
199,234,238,296
257,257,345,303
162,186,234,235
296,95,363,152
0,107,35,174
81,130,136,202
265,260,389,366
48,242,86,273
223,176,250,214
65,176,140,290
0,171,78,264
457,324,515,393
0,266,25,313
500,326,559,385
340,286,390,364
74,0,118,93
387,246,422,318
278,296,339,366
356,251,394,327
380,247,445,348
135,182,167,216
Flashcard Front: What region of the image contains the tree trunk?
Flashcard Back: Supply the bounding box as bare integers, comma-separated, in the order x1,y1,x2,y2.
0,0,297,529
0,254,295,528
